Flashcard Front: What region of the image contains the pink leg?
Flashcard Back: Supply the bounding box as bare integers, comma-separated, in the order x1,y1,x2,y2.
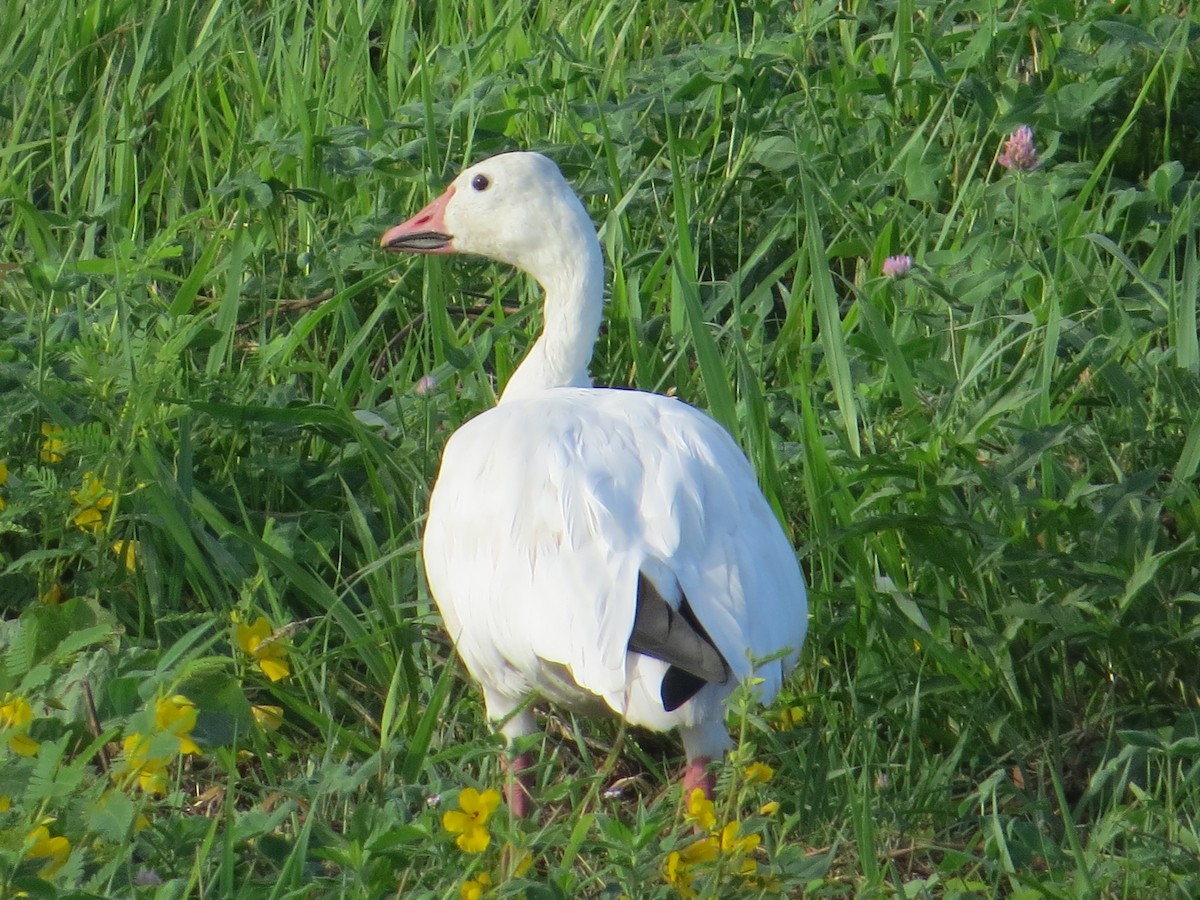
682,756,715,799
502,751,535,818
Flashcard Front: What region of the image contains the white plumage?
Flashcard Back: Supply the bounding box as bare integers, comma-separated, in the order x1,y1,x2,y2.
381,152,807,811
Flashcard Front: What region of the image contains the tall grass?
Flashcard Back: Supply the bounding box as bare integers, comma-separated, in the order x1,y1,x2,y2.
2,0,1199,895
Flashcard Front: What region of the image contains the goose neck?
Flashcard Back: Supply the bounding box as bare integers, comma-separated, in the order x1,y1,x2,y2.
499,232,604,403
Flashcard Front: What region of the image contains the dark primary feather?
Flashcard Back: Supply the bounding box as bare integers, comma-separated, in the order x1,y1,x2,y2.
628,572,731,711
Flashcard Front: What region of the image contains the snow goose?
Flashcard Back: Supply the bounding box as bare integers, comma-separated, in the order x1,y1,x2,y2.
381,151,807,815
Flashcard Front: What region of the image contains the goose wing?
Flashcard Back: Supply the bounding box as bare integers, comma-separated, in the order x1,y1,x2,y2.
422,387,808,720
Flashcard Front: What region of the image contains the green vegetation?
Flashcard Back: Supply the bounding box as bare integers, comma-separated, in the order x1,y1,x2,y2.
2,0,1199,895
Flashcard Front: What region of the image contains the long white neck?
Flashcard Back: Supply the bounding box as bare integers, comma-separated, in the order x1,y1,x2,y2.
498,218,605,403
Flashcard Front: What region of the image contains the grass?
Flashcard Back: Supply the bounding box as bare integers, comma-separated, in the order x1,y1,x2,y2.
2,0,1200,895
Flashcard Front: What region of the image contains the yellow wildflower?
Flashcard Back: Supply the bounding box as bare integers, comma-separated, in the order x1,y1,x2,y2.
774,705,806,730
233,615,291,682
112,539,139,572
720,820,761,854
8,730,39,757
40,583,64,605
155,695,201,755
663,836,719,898
26,824,70,876
1,694,34,730
666,805,767,895
758,800,780,816
681,836,719,864
70,472,113,534
121,733,169,795
0,693,40,756
74,507,104,532
743,761,775,785
717,821,761,878
39,423,65,463
663,853,697,899
684,788,716,832
251,704,284,731
460,871,492,900
664,857,690,895
442,787,502,853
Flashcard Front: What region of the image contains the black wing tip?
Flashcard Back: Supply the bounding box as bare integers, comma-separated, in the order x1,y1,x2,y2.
661,667,706,711
630,572,733,711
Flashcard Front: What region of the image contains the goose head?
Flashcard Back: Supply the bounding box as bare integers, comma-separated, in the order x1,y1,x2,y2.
380,152,599,288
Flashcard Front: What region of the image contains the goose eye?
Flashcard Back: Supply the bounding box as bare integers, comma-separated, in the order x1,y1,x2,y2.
471,174,490,191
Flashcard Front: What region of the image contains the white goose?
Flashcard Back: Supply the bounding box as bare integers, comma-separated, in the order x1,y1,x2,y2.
381,152,807,815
